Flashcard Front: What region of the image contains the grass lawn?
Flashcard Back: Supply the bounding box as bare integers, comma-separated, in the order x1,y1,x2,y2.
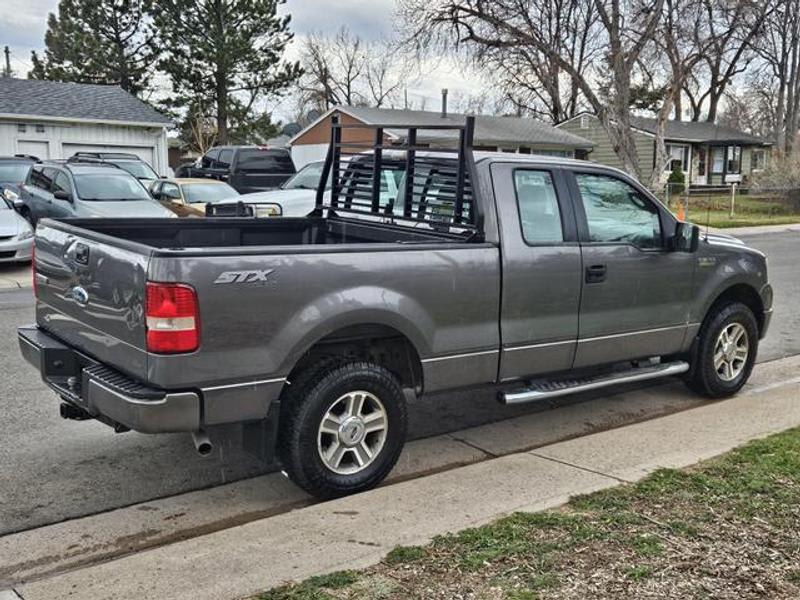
667,194,800,229
256,428,800,600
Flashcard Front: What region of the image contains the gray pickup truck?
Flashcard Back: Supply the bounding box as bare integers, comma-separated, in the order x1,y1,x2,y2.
18,117,772,499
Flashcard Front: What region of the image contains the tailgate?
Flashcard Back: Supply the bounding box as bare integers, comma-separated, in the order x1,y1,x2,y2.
33,220,150,381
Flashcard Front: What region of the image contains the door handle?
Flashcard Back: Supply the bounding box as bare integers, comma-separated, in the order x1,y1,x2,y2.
585,264,607,283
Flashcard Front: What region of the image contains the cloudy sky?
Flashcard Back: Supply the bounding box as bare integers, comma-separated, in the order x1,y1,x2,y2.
0,0,484,121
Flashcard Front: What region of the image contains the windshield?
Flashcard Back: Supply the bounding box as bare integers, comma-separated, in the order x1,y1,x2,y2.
113,161,158,180
282,162,330,190
73,173,153,201
0,163,32,183
184,182,239,203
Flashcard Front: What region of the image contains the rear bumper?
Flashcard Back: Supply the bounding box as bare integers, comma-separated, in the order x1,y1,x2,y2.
18,325,200,433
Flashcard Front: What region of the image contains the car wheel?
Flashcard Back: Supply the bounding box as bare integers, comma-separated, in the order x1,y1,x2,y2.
278,359,407,499
686,302,759,398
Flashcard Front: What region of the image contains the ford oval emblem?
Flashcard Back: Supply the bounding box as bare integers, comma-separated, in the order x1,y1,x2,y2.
69,286,89,306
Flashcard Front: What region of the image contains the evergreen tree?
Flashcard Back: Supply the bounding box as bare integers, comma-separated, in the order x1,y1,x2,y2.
29,0,159,96
154,0,301,144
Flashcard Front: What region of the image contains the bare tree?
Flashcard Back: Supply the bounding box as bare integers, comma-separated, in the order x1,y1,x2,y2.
296,27,409,114
682,0,771,122
750,0,800,153
400,0,664,179
465,0,601,123
647,0,710,187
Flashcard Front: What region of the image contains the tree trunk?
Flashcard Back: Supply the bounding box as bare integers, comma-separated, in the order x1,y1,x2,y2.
216,72,228,144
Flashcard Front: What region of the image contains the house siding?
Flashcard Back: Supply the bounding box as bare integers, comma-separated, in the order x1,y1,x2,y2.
558,115,654,181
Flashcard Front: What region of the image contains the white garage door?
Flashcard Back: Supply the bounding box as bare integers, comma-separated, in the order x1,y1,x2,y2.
17,140,50,159
62,143,155,167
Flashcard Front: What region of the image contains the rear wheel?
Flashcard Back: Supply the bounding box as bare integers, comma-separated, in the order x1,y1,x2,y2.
278,359,407,499
686,302,758,398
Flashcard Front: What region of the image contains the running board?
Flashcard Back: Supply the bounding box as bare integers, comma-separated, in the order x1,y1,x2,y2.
501,360,690,405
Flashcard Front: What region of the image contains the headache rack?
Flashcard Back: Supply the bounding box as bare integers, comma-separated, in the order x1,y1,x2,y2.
314,115,483,239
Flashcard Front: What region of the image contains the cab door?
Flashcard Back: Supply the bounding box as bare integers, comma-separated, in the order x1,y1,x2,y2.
566,168,695,367
492,163,583,381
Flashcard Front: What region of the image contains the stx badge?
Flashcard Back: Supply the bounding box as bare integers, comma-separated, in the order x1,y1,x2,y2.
214,269,274,284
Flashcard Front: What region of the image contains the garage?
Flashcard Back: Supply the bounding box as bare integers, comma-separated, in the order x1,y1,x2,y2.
0,78,171,174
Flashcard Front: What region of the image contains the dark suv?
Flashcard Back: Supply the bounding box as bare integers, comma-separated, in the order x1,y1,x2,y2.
19,162,174,224
67,152,160,190
186,146,296,193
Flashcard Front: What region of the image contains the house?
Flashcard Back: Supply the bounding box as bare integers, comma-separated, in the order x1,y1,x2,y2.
558,113,772,186
289,106,594,168
0,78,171,174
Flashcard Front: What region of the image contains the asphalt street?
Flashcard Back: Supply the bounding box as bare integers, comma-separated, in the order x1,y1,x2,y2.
0,230,797,535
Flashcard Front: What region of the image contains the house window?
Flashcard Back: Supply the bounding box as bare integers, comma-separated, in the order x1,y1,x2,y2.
727,146,741,174
580,115,589,129
665,144,689,172
17,124,26,133
711,147,725,173
752,149,766,171
36,124,45,133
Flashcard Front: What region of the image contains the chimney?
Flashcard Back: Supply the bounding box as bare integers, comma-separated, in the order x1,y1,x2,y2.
441,89,448,118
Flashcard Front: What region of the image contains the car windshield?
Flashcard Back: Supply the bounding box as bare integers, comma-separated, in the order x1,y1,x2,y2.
282,163,330,190
0,163,32,183
184,182,239,203
73,173,153,201
113,161,158,180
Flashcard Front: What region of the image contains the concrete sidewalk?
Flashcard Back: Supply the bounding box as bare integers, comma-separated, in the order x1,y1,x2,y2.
10,359,800,600
708,222,800,236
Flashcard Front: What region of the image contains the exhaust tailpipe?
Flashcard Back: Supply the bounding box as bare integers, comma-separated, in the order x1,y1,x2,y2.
191,430,213,456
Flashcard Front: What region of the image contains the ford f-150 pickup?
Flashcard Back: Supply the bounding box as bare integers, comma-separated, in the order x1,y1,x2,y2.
18,116,773,499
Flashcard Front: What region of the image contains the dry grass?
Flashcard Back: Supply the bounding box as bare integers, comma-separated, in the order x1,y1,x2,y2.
256,429,800,600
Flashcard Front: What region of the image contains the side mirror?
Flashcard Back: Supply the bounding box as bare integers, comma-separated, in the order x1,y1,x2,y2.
13,199,24,210
673,221,700,253
53,190,72,202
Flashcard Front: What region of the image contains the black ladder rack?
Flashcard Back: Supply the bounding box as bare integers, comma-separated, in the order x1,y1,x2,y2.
314,115,482,237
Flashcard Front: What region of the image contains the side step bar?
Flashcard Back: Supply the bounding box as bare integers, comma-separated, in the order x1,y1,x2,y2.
501,360,690,405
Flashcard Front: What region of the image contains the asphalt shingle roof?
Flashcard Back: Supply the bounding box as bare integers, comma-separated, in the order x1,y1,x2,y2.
629,115,769,145
340,106,594,149
0,78,171,126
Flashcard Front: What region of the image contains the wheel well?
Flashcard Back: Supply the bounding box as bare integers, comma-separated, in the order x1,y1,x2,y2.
708,284,765,334
289,324,423,392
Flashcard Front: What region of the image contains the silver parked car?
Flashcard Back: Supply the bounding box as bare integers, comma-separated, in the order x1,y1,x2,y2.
0,197,34,263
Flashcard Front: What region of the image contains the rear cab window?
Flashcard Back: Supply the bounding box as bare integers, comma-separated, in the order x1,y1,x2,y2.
513,170,564,244
235,149,295,173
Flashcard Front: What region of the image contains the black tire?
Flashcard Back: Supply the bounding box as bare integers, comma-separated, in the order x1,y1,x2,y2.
685,302,759,398
278,359,407,499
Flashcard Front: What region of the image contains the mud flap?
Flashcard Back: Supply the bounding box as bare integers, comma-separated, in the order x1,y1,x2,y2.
241,400,281,464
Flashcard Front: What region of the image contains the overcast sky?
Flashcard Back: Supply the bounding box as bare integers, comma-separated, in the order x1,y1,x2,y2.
0,0,483,121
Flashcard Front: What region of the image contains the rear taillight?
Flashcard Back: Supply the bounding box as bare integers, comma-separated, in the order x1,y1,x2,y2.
31,244,37,297
145,282,200,354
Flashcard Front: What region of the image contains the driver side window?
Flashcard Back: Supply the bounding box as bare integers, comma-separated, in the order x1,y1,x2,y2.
574,173,662,249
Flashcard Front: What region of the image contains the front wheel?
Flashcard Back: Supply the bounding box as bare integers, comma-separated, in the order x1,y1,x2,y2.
685,302,759,398
278,360,407,499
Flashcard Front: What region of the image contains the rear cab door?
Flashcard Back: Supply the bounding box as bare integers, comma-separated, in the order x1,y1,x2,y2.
491,161,583,381
564,167,695,367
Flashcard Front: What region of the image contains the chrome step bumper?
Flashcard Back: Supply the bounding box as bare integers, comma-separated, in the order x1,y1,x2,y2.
501,361,690,405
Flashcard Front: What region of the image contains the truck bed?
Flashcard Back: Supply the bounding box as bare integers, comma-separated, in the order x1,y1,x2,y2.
53,216,469,253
